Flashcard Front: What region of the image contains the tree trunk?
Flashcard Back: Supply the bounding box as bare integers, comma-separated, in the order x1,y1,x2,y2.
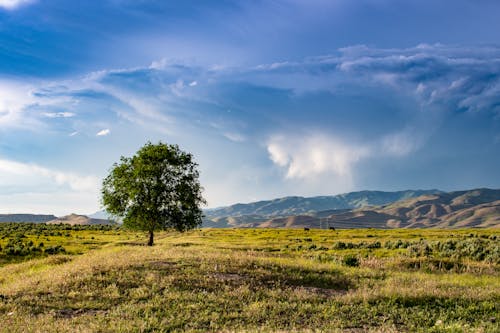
147,230,154,246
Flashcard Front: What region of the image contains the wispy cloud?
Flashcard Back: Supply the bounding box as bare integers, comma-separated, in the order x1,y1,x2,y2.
1,44,499,209
0,158,99,192
42,112,75,118
223,132,246,143
96,129,110,136
0,0,34,10
334,44,500,115
7,44,499,142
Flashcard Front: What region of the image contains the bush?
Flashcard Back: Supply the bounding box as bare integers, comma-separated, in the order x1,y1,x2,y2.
342,254,359,267
44,245,66,255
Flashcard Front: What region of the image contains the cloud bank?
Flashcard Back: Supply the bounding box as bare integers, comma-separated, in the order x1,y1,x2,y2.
0,158,100,215
1,44,499,208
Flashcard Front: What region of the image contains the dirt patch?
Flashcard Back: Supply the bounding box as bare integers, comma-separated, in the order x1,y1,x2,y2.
173,242,197,247
148,261,176,269
294,286,347,297
52,308,107,319
116,241,146,246
210,273,245,282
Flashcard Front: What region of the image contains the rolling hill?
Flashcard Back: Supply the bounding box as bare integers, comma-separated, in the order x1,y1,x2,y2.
205,189,441,219
0,214,57,223
203,188,500,229
47,214,115,226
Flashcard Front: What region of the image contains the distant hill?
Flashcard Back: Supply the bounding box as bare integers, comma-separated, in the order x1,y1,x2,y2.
205,190,441,219
47,214,115,226
368,188,500,228
88,210,113,219
203,189,500,229
0,214,57,223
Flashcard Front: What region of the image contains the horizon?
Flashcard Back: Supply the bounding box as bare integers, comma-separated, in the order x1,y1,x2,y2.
3,186,499,216
1,1,500,215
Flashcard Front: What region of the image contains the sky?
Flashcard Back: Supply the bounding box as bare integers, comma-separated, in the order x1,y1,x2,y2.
0,0,500,215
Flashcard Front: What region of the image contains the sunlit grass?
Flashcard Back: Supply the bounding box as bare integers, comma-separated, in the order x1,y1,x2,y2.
0,227,498,332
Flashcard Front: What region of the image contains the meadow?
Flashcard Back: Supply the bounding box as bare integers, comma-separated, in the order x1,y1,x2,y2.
0,225,498,332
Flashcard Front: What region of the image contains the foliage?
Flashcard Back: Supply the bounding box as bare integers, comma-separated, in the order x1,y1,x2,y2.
0,223,127,265
342,254,360,267
101,142,205,245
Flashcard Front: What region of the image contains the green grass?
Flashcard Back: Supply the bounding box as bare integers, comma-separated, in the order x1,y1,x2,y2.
0,227,498,332
0,223,139,265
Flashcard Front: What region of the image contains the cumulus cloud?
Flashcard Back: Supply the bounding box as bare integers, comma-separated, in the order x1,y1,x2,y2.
267,134,371,179
2,44,499,207
96,128,110,136
267,124,435,186
0,0,34,10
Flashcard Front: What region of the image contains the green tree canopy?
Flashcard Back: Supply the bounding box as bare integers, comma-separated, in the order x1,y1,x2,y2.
101,142,205,245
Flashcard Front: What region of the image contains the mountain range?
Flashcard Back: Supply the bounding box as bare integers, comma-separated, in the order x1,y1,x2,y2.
1,188,498,229
0,213,114,225
0,214,57,223
203,188,500,229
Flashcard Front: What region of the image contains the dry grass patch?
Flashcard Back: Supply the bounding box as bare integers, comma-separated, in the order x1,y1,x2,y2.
0,228,498,332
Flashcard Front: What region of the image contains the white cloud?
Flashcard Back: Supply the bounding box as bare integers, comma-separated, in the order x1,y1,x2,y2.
0,158,99,192
0,81,35,128
335,45,500,115
223,132,246,143
42,112,76,118
267,134,371,179
96,128,110,136
267,142,290,167
0,0,34,10
267,126,431,187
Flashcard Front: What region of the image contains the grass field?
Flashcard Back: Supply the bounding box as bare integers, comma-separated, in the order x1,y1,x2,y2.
0,225,498,332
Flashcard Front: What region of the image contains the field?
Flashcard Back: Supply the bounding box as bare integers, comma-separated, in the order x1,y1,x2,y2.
0,224,499,332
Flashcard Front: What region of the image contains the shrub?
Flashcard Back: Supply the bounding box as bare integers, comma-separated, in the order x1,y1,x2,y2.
342,254,359,267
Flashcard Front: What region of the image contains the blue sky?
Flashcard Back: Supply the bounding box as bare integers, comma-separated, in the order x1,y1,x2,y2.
0,0,499,215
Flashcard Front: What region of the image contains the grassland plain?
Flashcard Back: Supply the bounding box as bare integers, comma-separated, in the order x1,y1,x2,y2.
0,226,498,332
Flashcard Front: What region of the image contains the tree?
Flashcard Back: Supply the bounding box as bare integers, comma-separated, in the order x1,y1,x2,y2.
101,142,205,246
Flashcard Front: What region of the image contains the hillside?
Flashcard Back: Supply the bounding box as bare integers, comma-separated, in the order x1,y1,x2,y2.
205,189,441,219
204,188,500,229
0,214,57,223
372,188,500,228
47,214,114,226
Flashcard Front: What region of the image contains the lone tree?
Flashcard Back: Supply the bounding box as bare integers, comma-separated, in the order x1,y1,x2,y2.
101,142,205,246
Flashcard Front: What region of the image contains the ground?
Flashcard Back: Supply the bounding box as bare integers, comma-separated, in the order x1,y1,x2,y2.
0,226,498,332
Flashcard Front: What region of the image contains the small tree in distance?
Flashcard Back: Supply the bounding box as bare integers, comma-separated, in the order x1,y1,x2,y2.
101,142,205,246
